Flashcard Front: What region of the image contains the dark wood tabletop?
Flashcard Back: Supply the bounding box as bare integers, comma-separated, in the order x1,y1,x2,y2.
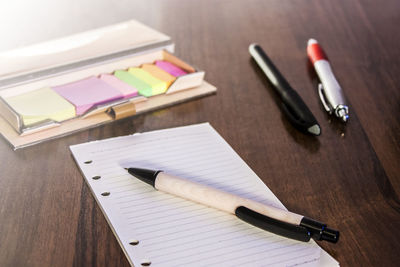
0,0,399,266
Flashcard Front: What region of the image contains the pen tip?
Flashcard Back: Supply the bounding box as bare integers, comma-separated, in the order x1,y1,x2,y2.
337,108,349,122
308,124,321,136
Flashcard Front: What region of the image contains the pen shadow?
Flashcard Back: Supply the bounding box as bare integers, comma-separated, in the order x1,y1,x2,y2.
250,59,320,153
306,59,347,137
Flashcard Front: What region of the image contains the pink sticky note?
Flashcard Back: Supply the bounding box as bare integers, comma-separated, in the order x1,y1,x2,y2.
53,76,123,115
155,60,188,77
99,74,138,99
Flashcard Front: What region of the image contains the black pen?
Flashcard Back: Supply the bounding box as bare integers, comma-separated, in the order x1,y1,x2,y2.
249,44,321,136
125,167,339,243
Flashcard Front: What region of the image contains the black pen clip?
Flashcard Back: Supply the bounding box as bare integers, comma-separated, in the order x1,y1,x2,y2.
235,206,311,242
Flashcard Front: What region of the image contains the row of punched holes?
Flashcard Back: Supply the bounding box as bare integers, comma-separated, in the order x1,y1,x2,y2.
85,159,152,266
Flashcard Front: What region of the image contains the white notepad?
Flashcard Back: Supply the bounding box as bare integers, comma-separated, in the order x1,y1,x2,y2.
70,123,339,267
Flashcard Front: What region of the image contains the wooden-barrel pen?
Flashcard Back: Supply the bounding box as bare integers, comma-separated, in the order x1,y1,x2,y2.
125,167,339,243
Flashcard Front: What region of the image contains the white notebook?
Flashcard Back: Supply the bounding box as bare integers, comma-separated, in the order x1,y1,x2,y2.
70,123,339,267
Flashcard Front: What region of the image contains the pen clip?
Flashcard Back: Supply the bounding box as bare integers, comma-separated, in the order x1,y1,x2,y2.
318,83,333,114
235,206,311,242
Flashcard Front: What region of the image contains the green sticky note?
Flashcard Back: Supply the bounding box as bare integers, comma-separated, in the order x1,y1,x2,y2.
114,70,153,97
128,67,168,96
5,87,76,126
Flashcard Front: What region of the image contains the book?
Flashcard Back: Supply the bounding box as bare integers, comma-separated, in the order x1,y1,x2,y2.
70,123,339,266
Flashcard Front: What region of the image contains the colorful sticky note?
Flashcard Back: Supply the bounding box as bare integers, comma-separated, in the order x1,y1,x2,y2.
53,76,123,115
155,60,187,77
5,87,76,126
128,67,168,96
114,70,153,97
99,74,138,98
141,64,176,87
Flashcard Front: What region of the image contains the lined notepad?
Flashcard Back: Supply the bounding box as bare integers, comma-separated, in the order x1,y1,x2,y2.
70,123,338,267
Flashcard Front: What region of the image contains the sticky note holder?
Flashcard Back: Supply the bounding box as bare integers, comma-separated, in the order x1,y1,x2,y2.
0,20,216,149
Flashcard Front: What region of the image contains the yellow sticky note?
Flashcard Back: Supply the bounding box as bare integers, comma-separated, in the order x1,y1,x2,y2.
128,67,168,96
5,87,76,126
141,64,176,87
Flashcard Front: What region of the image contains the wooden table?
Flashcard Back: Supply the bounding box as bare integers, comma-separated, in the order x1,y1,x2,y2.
0,0,399,266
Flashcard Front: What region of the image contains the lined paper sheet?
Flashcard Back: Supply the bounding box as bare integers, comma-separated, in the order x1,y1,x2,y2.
70,123,339,267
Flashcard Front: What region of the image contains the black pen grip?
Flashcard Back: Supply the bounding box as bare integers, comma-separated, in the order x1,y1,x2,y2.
235,206,311,242
280,89,320,133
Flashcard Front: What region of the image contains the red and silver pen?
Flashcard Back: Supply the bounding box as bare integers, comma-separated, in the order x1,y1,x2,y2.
307,39,349,122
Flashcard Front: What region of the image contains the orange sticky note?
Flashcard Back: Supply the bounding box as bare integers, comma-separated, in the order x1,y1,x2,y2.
141,64,176,87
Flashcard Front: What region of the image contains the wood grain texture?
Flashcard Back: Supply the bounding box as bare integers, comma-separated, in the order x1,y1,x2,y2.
0,0,399,266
